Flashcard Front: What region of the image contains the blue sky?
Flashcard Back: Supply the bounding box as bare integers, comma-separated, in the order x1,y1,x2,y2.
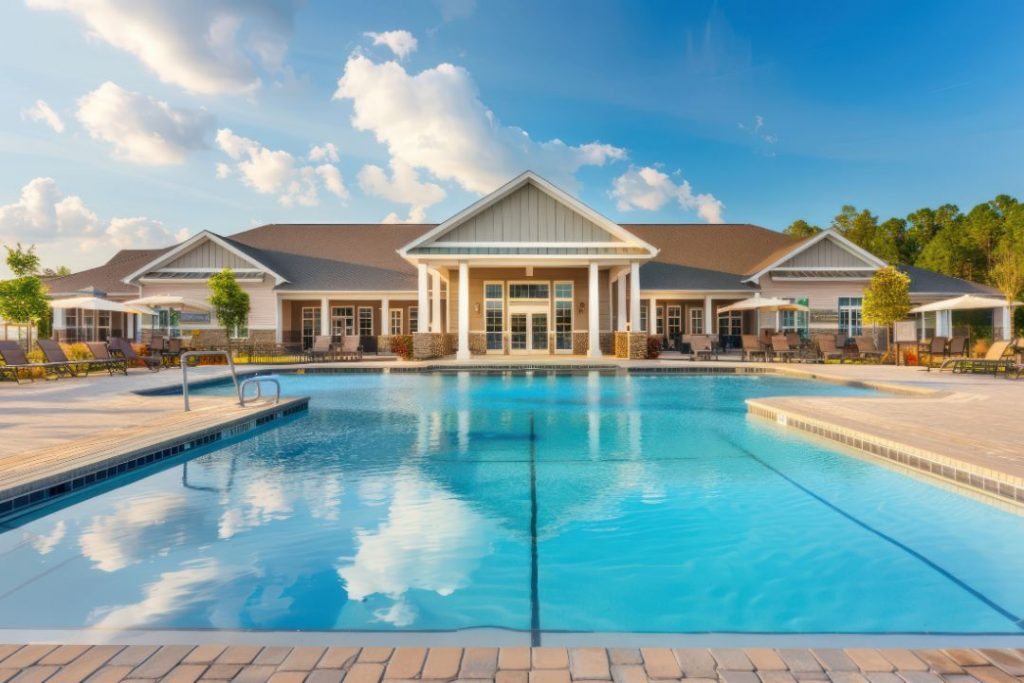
1,0,1022,275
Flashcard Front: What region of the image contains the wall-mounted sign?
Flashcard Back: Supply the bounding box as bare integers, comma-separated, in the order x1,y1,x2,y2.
810,309,839,324
180,312,211,324
894,320,917,343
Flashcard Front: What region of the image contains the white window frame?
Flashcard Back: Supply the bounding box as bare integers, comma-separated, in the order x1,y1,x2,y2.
390,308,404,336
553,281,573,353
358,306,374,336
484,281,504,353
331,306,355,338
667,305,683,339
689,307,704,335
408,306,418,335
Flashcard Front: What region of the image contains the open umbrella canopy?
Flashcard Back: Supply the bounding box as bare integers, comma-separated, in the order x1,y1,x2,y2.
909,294,1021,314
718,295,809,313
49,296,155,315
124,295,211,311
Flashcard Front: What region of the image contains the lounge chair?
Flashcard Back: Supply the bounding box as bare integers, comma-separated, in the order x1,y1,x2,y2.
85,341,128,375
0,341,64,383
160,337,183,367
770,335,797,362
934,336,970,372
853,336,886,363
918,336,948,367
108,337,161,371
308,335,334,362
338,335,363,361
689,335,718,361
814,334,844,363
952,340,1014,376
741,334,768,362
36,338,95,377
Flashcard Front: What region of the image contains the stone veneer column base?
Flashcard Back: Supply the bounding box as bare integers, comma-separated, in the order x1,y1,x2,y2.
412,332,443,360
614,331,648,359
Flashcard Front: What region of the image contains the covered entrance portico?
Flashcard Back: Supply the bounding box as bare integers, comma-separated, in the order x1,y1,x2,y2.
399,172,659,360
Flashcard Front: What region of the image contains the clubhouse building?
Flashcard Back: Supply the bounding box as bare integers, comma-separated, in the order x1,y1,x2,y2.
46,172,1002,359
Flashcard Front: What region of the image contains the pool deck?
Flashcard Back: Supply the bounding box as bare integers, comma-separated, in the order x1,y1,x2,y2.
1,644,1024,683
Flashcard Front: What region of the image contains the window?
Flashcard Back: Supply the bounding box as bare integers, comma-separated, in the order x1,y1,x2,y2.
780,298,809,337
667,305,683,340
358,307,374,336
485,282,503,351
508,283,549,300
718,311,742,337
64,310,78,342
390,309,403,335
655,306,664,335
409,306,418,334
231,320,249,339
331,306,354,339
838,297,863,336
689,308,704,335
301,307,321,349
640,303,648,333
554,282,573,351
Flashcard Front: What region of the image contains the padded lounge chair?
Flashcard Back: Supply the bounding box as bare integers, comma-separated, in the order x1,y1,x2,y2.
108,337,161,371
308,335,334,362
0,341,63,383
85,341,128,375
741,334,768,362
853,336,886,363
815,334,844,363
918,336,948,367
953,340,1014,376
338,335,363,361
37,338,94,377
689,335,718,361
770,335,797,362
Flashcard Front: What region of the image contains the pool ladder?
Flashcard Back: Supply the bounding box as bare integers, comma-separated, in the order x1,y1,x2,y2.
180,351,280,412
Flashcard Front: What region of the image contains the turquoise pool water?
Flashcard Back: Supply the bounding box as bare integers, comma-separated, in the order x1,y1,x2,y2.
1,372,1022,635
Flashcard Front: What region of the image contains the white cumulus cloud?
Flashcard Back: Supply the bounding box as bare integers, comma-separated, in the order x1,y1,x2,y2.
27,0,298,95
333,54,626,196
0,177,99,242
308,142,339,163
21,99,65,133
106,217,190,249
357,160,445,223
76,81,214,165
610,166,724,223
216,128,347,207
364,30,418,59
215,162,232,179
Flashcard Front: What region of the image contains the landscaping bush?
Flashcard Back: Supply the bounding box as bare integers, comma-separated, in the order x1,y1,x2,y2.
646,335,661,359
391,334,414,360
63,342,92,360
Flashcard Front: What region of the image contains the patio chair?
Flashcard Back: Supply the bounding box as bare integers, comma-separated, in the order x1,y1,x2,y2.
689,335,718,361
785,332,802,349
953,340,1015,376
934,336,970,372
85,341,128,375
309,335,334,362
338,335,363,361
918,336,948,367
108,337,161,371
36,338,94,377
853,336,886,363
161,337,183,367
814,334,844,363
0,340,64,383
770,335,797,362
741,334,768,362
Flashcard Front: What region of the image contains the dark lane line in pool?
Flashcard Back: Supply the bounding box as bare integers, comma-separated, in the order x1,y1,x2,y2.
529,412,541,646
715,430,1024,632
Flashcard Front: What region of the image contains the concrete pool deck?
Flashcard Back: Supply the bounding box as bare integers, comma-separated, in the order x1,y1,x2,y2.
1,644,1024,683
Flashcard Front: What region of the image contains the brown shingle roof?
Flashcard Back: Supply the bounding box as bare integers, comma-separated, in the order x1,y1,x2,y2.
622,224,801,276
44,248,167,297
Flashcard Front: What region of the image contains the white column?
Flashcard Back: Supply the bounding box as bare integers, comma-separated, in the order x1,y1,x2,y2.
1000,306,1012,341
588,262,601,358
457,261,470,360
417,263,429,333
52,308,65,341
320,296,330,336
616,274,627,331
629,261,641,331
274,298,282,343
381,297,390,336
431,270,442,333
648,297,658,335
704,296,713,335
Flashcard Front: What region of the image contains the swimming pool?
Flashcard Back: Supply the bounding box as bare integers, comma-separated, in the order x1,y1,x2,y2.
1,372,1022,638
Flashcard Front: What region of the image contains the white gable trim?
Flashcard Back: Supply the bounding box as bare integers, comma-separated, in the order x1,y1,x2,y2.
742,229,886,283
121,230,289,286
399,171,659,258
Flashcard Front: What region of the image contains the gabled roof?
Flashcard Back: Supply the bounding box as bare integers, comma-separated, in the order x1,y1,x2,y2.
400,171,659,259
899,264,1001,296
122,230,290,285
623,224,799,275
742,229,887,282
44,248,167,297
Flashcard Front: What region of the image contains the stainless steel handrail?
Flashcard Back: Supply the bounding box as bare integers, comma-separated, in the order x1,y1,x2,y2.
239,376,281,407
181,350,240,412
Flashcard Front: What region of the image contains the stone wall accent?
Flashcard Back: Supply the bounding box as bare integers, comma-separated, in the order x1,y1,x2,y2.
412,332,443,360
615,331,648,359
469,332,488,355
572,332,589,355
184,328,275,347
600,332,614,355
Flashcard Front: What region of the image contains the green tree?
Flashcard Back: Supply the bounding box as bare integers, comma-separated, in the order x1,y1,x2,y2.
905,204,961,265
990,241,1024,338
870,217,906,264
0,244,50,349
208,268,250,356
41,265,72,277
784,219,822,238
963,202,1004,273
862,265,912,359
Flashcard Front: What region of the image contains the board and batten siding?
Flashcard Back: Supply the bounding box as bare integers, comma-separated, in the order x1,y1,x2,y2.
777,237,873,269
436,183,623,244
163,241,256,270
138,280,278,329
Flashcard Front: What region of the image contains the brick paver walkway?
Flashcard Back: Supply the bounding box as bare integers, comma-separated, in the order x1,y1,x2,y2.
1,646,1024,683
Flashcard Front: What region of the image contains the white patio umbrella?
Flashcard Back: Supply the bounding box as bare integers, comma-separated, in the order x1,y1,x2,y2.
123,295,211,311
49,296,156,315
718,295,810,313
909,294,1021,314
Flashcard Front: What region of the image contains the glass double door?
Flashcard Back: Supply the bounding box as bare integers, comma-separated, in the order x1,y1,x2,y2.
509,307,549,353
